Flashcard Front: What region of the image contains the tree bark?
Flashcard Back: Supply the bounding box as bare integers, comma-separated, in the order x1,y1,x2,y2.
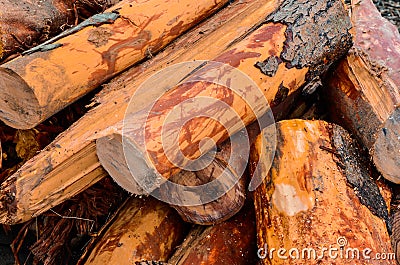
0,0,288,225
77,197,188,265
0,0,122,62
250,119,394,265
96,0,352,196
0,0,228,129
0,0,75,61
167,201,258,265
324,0,400,184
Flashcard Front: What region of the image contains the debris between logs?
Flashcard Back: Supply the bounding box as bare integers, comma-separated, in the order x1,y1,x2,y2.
1,0,399,264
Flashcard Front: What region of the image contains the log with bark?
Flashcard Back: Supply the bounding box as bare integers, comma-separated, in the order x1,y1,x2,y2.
324,0,400,184
0,0,121,62
0,0,229,129
0,0,75,61
0,0,294,225
77,197,188,265
167,201,258,265
96,0,352,198
250,119,394,264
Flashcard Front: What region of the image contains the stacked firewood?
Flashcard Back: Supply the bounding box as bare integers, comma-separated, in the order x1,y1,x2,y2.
0,0,399,264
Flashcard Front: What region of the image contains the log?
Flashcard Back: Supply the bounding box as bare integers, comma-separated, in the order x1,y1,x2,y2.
77,196,188,265
0,0,229,129
167,201,258,265
324,0,400,183
0,0,292,225
0,0,75,61
158,129,250,225
0,0,122,62
96,0,352,197
250,119,394,264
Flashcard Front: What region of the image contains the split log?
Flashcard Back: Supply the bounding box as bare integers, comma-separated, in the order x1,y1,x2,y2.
77,197,188,265
167,201,258,265
324,0,400,183
96,0,352,196
250,120,394,265
0,0,293,225
0,0,229,129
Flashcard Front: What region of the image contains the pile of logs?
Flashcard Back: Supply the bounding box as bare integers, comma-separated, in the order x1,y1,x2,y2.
0,0,399,264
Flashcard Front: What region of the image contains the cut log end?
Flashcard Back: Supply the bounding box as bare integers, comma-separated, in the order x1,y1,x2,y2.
373,108,400,183
162,156,246,225
0,67,41,129
96,134,156,195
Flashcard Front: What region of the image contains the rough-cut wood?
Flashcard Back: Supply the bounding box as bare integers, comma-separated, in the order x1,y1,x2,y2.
77,197,187,265
250,120,394,265
168,201,258,265
0,0,228,129
97,0,352,196
0,0,289,225
324,0,400,184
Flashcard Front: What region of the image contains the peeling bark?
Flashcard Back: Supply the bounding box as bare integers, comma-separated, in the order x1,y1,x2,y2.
0,0,122,62
250,119,394,265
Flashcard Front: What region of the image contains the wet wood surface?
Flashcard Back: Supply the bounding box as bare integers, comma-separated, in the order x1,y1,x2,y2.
250,119,394,265
78,197,188,265
168,201,258,265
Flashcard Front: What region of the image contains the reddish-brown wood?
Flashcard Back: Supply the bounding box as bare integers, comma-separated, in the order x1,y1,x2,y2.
168,202,258,265
77,197,188,265
324,0,400,184
250,120,394,264
0,0,121,62
159,133,250,225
